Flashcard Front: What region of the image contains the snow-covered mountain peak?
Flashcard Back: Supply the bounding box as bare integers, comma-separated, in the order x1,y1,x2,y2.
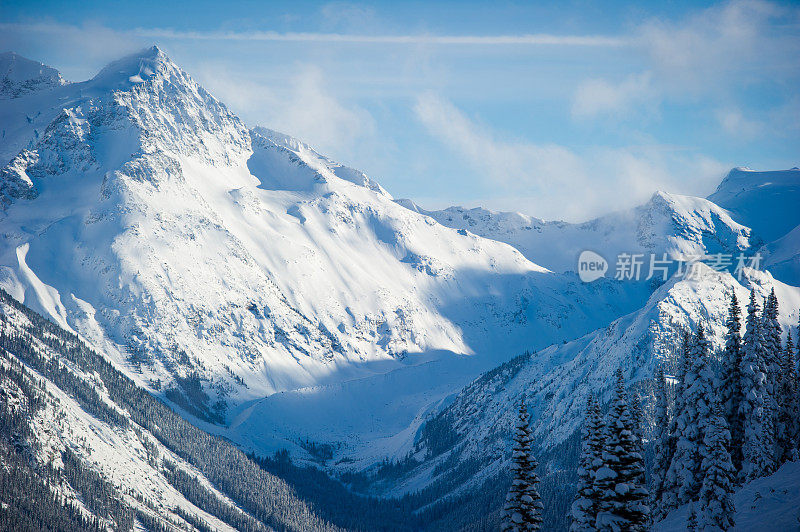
87,46,250,163
709,167,800,202
90,45,175,87
0,46,249,206
708,167,800,242
0,51,65,99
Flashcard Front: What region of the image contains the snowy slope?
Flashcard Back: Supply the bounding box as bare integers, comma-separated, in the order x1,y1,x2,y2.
0,289,333,531
708,167,800,243
384,267,800,498
655,460,800,531
397,190,752,275
0,51,64,101
761,223,800,286
0,47,646,423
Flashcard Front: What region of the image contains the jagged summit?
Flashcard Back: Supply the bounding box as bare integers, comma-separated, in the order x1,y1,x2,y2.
89,44,185,90
0,51,64,98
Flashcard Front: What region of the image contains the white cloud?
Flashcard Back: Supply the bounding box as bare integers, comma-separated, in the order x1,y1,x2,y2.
637,0,797,90
414,93,585,191
571,0,800,124
0,21,148,81
571,72,656,119
318,2,379,32
715,108,763,139
268,66,377,156
198,64,377,162
414,94,728,221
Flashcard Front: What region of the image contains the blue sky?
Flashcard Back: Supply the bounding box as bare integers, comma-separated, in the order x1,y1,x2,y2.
1,0,798,220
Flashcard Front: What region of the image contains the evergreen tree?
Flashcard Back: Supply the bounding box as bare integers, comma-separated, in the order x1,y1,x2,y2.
761,289,781,471
719,291,744,471
690,324,718,467
797,313,800,455
594,370,649,531
776,331,799,463
738,289,771,482
571,395,604,532
527,453,544,531
650,366,674,521
502,398,543,531
697,401,736,532
629,392,647,488
664,325,713,506
793,312,800,455
658,331,693,512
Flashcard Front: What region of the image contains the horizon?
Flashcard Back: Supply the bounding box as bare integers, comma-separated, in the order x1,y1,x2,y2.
2,0,799,222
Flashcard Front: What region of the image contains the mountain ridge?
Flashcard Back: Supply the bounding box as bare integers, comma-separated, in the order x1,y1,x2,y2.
0,47,645,420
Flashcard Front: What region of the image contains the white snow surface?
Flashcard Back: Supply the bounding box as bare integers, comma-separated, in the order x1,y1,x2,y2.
760,223,800,286
378,267,800,497
0,51,65,101
655,460,800,531
708,166,800,243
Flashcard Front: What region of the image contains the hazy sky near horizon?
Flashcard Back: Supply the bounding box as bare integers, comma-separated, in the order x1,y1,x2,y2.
1,0,799,221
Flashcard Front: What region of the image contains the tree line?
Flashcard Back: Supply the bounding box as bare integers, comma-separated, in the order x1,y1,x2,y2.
0,288,336,531
650,288,799,529
501,287,799,531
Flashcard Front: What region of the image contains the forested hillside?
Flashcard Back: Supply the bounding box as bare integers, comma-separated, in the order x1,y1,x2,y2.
0,288,336,531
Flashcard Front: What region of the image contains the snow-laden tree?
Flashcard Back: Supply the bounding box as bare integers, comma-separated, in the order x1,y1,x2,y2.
797,314,800,456
697,401,736,532
571,395,604,532
650,365,675,521
689,324,717,466
658,331,693,512
594,370,649,531
502,398,543,531
761,289,781,472
719,291,744,471
651,366,674,521
526,452,544,531
776,330,799,463
664,325,714,506
629,393,643,443
762,290,782,384
738,289,772,482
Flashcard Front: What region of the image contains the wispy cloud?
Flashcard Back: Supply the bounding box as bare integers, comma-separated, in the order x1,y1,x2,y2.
715,108,763,139
199,64,377,158
0,22,628,47
414,93,728,221
571,0,800,120
571,72,657,119
638,0,799,89
1,3,793,221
